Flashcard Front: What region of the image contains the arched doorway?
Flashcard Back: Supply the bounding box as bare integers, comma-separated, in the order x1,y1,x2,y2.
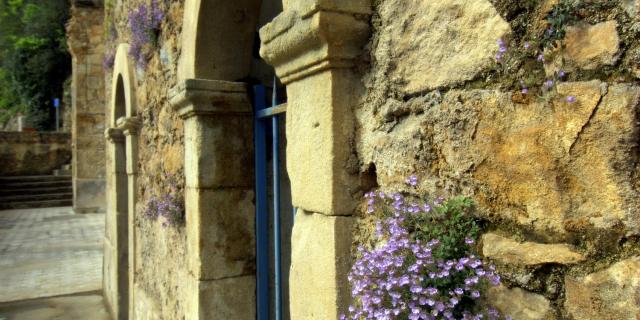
105,43,138,320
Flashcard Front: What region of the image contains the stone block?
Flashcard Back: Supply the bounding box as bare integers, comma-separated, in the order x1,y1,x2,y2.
184,115,253,189
125,135,138,175
185,187,255,280
361,82,640,240
103,237,120,320
73,178,106,213
563,21,620,70
481,233,585,266
565,83,640,236
565,257,640,319
132,288,161,320
486,285,556,320
282,0,371,13
289,211,353,319
286,71,360,216
185,275,255,320
623,0,640,19
75,137,106,178
375,0,511,93
76,113,106,136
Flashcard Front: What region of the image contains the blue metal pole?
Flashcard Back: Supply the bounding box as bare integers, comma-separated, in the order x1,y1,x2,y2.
253,85,269,320
272,77,283,320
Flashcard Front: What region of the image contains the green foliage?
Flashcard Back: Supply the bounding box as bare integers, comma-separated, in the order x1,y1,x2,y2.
0,0,70,130
411,197,480,260
541,0,579,49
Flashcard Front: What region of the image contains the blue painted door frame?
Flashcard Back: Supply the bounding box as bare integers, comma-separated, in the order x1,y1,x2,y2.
253,81,289,320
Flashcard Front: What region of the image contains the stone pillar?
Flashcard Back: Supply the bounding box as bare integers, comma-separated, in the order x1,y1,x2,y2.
104,127,128,320
67,2,106,213
169,79,256,320
259,1,371,317
119,116,140,320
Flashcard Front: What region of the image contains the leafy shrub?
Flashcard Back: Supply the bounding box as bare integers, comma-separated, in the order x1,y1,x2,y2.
541,0,579,50
342,176,509,320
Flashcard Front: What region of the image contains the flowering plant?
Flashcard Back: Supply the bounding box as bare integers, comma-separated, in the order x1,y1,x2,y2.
128,0,163,67
144,173,184,227
342,176,509,320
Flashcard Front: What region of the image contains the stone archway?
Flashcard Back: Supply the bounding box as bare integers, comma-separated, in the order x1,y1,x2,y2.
171,0,265,319
178,0,262,81
104,43,139,320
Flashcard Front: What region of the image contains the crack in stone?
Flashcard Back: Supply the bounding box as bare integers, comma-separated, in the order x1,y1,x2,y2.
568,92,607,155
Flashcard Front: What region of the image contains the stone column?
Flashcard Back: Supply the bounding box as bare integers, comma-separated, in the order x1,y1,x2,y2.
169,79,256,320
259,1,371,317
118,116,140,320
67,2,106,213
104,127,128,320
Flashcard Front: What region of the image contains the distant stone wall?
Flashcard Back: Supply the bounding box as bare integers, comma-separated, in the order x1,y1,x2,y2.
0,132,71,176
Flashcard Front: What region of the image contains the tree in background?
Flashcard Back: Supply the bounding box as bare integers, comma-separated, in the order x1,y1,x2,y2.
0,0,71,130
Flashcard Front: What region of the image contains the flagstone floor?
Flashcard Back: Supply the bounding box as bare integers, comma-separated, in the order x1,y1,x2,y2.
0,207,107,319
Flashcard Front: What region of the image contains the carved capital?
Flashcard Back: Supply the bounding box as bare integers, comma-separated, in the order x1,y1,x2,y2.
105,127,125,143
115,116,141,136
169,79,251,120
259,1,371,84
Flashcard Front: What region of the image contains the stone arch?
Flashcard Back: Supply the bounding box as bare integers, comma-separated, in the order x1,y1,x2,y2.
110,43,137,126
105,42,139,320
177,0,263,81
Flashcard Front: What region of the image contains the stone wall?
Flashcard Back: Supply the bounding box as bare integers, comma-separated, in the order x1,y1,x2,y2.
97,0,640,319
67,2,107,213
0,132,71,176
355,0,640,319
104,0,187,318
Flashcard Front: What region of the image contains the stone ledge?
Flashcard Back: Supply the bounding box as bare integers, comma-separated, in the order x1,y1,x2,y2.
169,79,250,119
104,128,124,143
482,233,585,266
115,117,141,136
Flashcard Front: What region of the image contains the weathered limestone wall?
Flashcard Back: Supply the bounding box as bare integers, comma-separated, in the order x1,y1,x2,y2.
355,0,640,318
0,132,71,176
104,1,187,319
67,3,107,213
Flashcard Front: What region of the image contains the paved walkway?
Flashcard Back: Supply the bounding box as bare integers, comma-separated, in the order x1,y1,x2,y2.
0,206,105,318
0,293,109,320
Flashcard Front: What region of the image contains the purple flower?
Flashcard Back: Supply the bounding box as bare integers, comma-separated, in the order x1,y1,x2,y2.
524,42,530,49
566,96,577,103
128,0,164,67
405,175,418,187
558,70,566,77
521,87,529,94
537,53,545,62
544,79,554,88
343,178,504,320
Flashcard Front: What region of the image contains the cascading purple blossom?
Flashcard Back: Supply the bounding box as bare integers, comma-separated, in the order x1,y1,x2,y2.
144,173,184,227
343,176,510,320
128,0,164,67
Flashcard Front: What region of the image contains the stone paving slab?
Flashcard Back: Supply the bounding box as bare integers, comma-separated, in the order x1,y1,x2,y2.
0,207,104,303
0,292,110,320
